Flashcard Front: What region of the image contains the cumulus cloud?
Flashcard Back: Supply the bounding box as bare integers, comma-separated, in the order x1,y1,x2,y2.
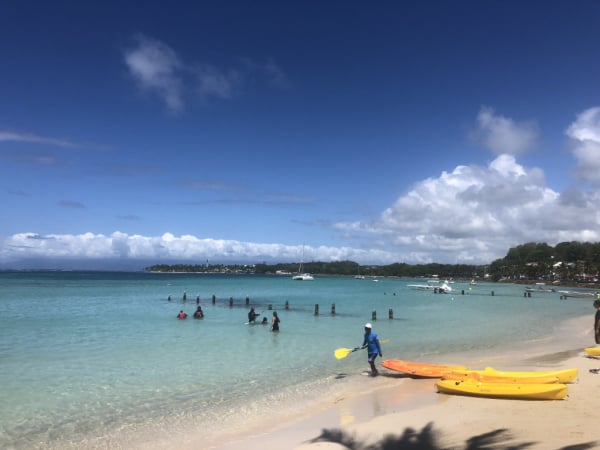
0,232,395,266
333,154,600,264
471,106,539,156
3,153,600,266
124,34,184,113
566,107,600,184
5,106,600,267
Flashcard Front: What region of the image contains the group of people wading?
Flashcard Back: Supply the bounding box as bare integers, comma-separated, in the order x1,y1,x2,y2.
247,307,280,331
177,305,204,320
176,305,280,332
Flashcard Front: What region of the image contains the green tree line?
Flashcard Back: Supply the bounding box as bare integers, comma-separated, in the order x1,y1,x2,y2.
145,240,600,284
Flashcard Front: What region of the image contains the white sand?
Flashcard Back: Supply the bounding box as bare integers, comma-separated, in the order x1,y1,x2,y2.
207,315,600,450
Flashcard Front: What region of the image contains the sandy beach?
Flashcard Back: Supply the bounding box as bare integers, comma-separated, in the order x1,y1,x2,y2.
206,314,600,450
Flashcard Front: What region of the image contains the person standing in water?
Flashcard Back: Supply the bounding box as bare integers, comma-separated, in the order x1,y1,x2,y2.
594,300,600,344
248,307,259,324
361,323,382,376
270,311,280,332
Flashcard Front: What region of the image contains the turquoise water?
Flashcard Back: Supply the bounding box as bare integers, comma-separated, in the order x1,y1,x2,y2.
0,272,592,449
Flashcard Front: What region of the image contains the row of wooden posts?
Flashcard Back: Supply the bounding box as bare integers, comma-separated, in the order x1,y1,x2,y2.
179,294,396,320
241,295,395,320
177,289,497,321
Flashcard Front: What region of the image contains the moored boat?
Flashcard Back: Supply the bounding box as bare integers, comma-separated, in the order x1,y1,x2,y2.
292,246,314,280
435,379,568,400
524,282,556,293
292,273,314,280
407,280,453,293
558,290,598,299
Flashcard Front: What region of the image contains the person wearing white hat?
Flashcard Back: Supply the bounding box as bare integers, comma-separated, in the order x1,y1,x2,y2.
361,323,382,376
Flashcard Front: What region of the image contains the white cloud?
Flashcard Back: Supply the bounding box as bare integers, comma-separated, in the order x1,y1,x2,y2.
0,131,78,148
566,107,600,184
0,232,397,266
5,107,600,268
193,64,241,100
3,151,600,266
333,154,600,264
4,150,600,266
472,106,539,156
123,35,288,111
124,34,184,113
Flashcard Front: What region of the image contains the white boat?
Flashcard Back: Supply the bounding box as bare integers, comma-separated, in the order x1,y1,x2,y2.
292,273,314,280
438,281,452,293
558,290,598,299
408,280,452,293
524,283,555,293
407,282,437,291
292,247,313,281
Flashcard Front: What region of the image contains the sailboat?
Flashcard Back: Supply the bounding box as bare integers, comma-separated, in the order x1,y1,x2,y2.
292,247,314,280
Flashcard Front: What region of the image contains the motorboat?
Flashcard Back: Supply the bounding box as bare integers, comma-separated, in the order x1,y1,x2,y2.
558,289,598,299
524,283,555,293
408,280,452,293
407,282,438,291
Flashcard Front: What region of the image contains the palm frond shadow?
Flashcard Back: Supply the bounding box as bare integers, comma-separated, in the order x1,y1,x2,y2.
308,422,597,450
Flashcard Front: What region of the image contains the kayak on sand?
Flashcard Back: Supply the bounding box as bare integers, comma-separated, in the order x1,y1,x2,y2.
436,379,568,400
381,359,467,378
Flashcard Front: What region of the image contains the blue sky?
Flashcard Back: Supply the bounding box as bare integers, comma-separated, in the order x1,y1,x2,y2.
2,1,600,269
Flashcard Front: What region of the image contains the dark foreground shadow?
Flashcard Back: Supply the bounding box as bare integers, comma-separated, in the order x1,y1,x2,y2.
307,422,597,450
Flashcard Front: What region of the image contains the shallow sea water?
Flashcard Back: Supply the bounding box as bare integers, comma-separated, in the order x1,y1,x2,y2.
0,271,593,449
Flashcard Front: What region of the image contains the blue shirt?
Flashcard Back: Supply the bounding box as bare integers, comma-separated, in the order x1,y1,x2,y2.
362,331,382,355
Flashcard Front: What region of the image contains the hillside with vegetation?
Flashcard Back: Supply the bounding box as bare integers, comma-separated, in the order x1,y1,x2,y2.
145,241,600,285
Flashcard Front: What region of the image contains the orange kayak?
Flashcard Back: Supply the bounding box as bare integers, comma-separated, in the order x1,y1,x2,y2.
381,359,467,378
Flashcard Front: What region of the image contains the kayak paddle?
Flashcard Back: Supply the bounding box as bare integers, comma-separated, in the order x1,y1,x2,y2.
334,339,389,360
334,347,360,360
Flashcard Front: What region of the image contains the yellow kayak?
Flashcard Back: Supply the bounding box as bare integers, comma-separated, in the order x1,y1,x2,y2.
442,369,560,384
474,367,578,383
436,379,568,400
584,347,600,357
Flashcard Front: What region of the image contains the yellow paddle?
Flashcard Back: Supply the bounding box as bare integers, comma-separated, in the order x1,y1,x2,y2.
334,347,360,360
334,339,389,360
